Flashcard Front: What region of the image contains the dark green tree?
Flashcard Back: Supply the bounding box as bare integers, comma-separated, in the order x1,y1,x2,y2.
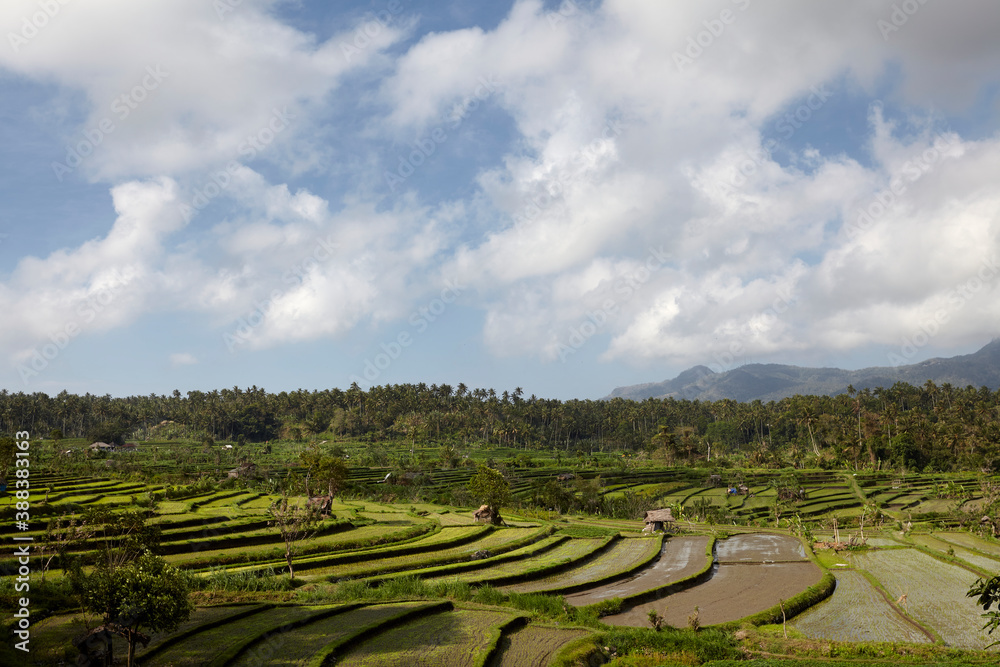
78,550,193,666
468,466,510,525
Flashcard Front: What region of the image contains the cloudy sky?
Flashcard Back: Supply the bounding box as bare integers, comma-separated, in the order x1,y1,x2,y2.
1,0,999,400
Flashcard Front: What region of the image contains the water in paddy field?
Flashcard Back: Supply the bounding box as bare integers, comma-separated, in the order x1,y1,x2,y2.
597,533,822,627
715,532,807,562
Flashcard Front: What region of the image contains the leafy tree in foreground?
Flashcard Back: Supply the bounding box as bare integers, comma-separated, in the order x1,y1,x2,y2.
77,550,193,666
968,574,1000,646
468,466,510,525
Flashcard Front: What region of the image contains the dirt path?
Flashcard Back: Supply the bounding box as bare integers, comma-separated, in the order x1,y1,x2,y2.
563,535,710,606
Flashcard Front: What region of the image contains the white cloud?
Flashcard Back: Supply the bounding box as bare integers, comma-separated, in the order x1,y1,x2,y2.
0,0,406,181
170,352,197,367
4,0,1000,383
2,178,182,363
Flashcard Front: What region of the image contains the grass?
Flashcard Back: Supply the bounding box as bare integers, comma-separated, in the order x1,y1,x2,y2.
332,607,516,667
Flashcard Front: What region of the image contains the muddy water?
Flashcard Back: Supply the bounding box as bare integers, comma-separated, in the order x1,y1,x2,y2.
602,533,821,627
563,536,710,606
716,532,807,562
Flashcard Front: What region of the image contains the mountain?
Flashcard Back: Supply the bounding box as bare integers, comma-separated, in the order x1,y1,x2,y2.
606,339,1000,402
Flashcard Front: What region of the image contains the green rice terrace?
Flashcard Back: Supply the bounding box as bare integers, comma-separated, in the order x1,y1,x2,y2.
5,457,1000,666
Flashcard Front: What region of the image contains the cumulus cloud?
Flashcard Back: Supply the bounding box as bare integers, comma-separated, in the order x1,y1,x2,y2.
4,0,1000,382
0,0,406,180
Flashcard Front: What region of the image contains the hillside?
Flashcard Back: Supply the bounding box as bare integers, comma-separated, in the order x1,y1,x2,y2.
607,338,1000,402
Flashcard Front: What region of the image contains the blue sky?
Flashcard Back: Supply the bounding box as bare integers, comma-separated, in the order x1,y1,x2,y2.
2,0,1000,400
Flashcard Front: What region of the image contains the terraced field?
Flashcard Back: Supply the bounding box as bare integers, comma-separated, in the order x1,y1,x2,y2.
564,535,711,606
851,548,998,650
603,560,823,628
909,534,1000,574
602,534,822,627
791,570,932,643
335,608,518,666
13,470,1000,665
936,531,1000,557
144,604,346,666
489,624,591,667
229,602,436,667
501,536,662,594
312,526,550,581
420,537,609,586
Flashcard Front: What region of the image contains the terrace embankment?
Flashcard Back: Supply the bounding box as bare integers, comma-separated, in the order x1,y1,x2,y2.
602,533,823,627
563,535,710,606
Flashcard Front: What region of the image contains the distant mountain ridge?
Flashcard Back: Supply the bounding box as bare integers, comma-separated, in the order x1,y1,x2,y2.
606,339,1000,402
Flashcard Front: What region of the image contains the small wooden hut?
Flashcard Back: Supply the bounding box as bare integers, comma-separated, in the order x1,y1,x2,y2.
643,508,675,533
308,495,333,515
474,504,494,523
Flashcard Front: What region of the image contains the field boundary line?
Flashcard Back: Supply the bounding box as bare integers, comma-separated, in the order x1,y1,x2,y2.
207,603,361,667
366,532,567,585
583,535,717,617
474,613,530,667
459,535,617,588
853,562,939,643
514,534,664,596
137,603,275,663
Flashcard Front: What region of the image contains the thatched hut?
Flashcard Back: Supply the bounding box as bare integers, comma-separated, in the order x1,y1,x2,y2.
308,495,333,515
474,504,507,526
643,508,675,533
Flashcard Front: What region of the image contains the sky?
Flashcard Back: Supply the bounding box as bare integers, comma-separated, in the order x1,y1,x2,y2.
1,0,999,401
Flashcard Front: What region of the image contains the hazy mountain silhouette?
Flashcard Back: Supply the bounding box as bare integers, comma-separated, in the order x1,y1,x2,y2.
606,339,1000,402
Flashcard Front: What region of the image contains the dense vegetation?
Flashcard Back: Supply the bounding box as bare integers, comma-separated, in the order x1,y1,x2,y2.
3,380,1000,474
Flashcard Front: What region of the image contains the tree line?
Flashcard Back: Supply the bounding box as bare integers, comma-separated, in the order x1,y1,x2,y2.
2,379,1000,472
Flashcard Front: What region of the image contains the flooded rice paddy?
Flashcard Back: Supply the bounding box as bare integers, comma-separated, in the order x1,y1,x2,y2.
563,535,709,606
598,533,822,627
791,570,932,643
